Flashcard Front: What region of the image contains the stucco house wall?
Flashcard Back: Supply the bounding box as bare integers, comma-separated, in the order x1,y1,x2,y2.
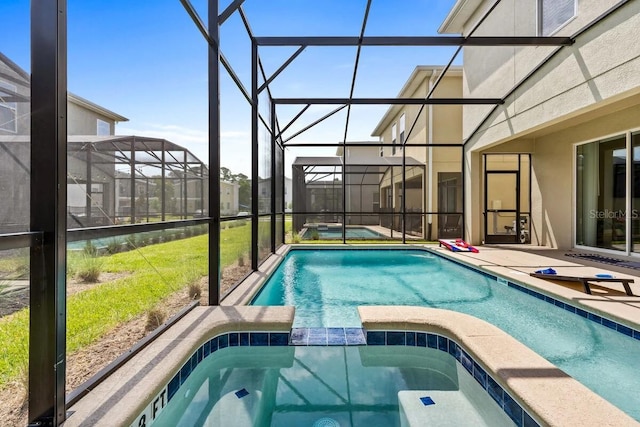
372,66,464,238
441,0,640,249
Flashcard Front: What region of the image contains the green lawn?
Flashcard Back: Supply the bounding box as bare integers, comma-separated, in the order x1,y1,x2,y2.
0,234,212,387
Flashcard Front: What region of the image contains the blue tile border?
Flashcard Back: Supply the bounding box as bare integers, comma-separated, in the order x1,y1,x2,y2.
166,330,290,406
505,281,640,341
136,327,539,427
365,330,540,427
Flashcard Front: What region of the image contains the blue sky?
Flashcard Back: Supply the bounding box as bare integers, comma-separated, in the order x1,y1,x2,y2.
1,0,460,176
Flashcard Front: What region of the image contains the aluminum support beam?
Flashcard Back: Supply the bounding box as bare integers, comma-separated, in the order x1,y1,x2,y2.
30,0,67,423
251,40,259,270
274,98,503,105
271,101,276,252
179,0,210,42
209,0,221,305
255,36,573,46
218,0,246,25
282,104,347,143
258,46,306,94
277,104,310,139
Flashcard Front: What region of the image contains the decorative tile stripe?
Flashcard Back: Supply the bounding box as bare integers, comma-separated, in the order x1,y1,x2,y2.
289,327,367,345
132,331,290,427
365,330,539,427
430,249,640,341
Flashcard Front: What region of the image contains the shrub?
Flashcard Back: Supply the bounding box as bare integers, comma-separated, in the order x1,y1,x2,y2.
310,230,320,240
125,235,138,250
76,255,104,283
145,308,167,332
11,248,30,279
188,283,202,300
291,231,301,244
83,240,98,256
106,239,121,254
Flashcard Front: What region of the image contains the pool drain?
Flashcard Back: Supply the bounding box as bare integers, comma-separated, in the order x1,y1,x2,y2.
313,417,340,427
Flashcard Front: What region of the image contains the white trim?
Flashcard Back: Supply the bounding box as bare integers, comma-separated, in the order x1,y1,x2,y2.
96,118,111,136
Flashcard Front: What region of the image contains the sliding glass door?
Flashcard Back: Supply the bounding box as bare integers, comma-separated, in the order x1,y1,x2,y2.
576,135,627,252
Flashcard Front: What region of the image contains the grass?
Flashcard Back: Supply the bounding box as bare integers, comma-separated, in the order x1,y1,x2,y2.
0,249,29,279
73,254,105,282
0,234,209,388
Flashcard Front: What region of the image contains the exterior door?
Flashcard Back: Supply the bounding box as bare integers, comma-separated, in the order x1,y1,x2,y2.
485,171,520,243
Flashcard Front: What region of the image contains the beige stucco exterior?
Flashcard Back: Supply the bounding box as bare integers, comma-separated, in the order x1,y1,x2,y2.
440,0,640,250
220,180,240,216
372,66,464,239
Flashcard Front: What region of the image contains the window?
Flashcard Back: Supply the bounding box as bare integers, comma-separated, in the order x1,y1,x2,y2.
576,135,626,252
391,123,397,155
0,81,18,133
399,114,405,147
97,119,111,136
539,0,576,36
379,137,384,157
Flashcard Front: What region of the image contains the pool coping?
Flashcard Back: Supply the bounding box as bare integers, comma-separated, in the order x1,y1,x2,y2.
63,304,638,427
62,306,295,427
358,306,638,427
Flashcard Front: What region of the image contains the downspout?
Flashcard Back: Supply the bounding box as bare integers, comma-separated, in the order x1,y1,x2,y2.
427,69,437,240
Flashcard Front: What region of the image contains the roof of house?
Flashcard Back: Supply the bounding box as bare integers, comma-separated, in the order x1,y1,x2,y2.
68,93,129,123
1,51,129,123
335,141,379,156
292,156,424,167
370,65,462,136
438,0,484,34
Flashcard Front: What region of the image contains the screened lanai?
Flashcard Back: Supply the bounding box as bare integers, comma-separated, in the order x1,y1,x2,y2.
0,135,208,231
5,0,624,424
67,135,208,227
292,155,428,240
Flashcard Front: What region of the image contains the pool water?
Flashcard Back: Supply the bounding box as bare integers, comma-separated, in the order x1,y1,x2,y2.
302,227,385,240
251,249,640,421
154,345,515,427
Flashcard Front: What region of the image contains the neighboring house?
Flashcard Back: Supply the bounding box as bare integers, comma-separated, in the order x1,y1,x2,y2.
284,176,292,211
68,93,128,136
1,51,209,231
220,180,239,216
371,66,464,239
336,141,382,226
439,0,640,252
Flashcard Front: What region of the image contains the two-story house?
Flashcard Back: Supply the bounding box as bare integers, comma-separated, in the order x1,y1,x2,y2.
439,0,640,253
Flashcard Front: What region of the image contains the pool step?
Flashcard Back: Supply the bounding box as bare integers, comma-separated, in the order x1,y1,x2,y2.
289,327,366,346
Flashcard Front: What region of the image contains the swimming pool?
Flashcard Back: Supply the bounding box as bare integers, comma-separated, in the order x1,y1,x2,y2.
153,344,517,426
301,226,386,240
251,248,640,421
